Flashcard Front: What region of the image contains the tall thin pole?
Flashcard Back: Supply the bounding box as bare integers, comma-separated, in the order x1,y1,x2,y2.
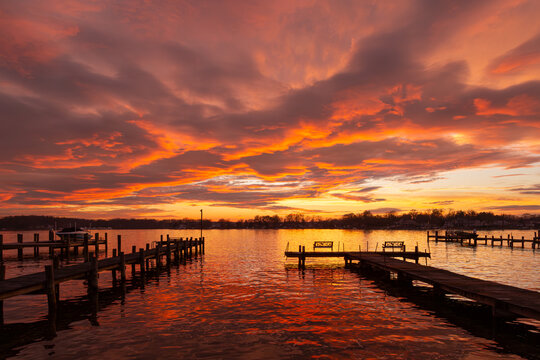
200,209,203,238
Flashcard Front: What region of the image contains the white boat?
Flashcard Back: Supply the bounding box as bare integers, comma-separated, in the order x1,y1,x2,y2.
55,227,90,243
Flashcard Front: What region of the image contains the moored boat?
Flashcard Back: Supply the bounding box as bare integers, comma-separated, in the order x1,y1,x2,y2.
55,227,90,243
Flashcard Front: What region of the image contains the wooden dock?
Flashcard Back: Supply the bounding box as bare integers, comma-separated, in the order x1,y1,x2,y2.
285,244,430,268
349,254,540,321
0,232,108,261
427,230,540,249
0,236,204,327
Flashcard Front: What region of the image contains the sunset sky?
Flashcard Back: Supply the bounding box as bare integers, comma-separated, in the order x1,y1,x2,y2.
1,0,539,220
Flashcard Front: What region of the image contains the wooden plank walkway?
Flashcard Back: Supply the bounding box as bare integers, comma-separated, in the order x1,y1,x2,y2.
349,254,540,321
0,238,203,301
0,237,205,328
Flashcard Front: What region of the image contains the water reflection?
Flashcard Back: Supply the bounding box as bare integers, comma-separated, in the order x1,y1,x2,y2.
1,229,538,359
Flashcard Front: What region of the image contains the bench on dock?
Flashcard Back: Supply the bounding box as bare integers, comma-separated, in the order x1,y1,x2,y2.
313,241,333,251
382,241,405,252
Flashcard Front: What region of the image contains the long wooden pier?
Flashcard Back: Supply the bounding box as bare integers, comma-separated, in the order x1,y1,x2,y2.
349,254,540,321
427,230,540,249
0,236,204,327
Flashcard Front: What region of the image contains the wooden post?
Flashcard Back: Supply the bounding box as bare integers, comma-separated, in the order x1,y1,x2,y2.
88,255,99,294
194,236,199,257
112,249,117,285
66,235,71,261
52,255,60,303
156,244,162,270
0,234,3,262
94,233,99,258
49,231,55,258
17,233,23,260
173,240,179,263
117,235,122,254
166,241,171,267
0,263,5,325
45,265,57,329
119,252,126,282
131,245,137,274
435,230,438,243
139,249,145,276
522,236,525,248
298,245,302,268
88,255,99,321
145,244,150,269
104,233,108,254
415,245,419,264
34,233,39,258
202,236,205,254
182,239,187,262
83,234,89,262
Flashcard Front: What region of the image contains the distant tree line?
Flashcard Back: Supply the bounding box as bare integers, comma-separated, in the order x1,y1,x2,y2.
1,210,539,231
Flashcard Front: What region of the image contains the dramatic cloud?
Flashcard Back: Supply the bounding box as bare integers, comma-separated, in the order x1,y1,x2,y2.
0,0,539,218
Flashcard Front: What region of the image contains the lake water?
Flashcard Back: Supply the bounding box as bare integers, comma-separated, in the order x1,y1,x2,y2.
1,229,539,359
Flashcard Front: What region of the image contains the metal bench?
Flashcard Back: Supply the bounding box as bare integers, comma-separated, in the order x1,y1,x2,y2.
382,241,405,252
313,241,333,251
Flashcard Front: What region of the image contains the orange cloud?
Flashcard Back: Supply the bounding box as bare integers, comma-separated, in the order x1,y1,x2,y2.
474,95,540,116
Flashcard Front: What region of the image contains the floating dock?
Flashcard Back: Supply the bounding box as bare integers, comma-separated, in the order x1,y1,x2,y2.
285,242,429,268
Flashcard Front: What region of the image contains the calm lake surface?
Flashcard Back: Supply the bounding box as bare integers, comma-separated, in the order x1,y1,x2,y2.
1,229,539,359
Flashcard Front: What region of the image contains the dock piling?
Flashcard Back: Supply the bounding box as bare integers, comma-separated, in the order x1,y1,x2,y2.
131,246,137,274
53,255,60,303
0,263,5,325
83,234,89,262
94,233,99,258
88,255,98,293
45,265,57,328
166,241,171,267
119,252,126,282
17,234,23,260
156,244,162,270
112,249,117,285
33,233,39,258
117,235,122,255
138,249,145,276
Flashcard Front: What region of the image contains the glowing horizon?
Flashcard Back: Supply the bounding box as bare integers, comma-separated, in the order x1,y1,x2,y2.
1,0,539,220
